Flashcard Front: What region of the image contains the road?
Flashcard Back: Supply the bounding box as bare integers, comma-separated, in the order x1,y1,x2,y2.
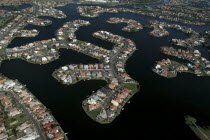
192,122,210,140
2,91,46,140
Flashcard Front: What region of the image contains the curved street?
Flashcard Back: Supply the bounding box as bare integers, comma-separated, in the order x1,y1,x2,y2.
2,90,46,140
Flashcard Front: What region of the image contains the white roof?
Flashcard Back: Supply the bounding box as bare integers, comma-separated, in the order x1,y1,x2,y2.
62,66,68,71
17,134,37,140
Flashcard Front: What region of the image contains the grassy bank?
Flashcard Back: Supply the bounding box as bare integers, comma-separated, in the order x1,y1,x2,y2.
185,115,210,140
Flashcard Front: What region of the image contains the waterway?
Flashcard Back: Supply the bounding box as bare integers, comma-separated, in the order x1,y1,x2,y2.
0,4,31,11
1,3,210,140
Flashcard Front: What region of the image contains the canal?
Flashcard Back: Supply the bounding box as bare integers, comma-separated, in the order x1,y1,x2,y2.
1,3,210,140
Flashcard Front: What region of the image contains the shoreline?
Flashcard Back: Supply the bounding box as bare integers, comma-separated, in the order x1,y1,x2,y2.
77,0,164,7
0,74,69,140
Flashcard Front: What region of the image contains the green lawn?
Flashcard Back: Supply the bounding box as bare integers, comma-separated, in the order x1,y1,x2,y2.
185,116,210,140
82,105,102,121
4,113,31,129
124,82,140,93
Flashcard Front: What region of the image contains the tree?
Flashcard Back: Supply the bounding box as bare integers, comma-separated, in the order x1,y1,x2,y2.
185,115,197,125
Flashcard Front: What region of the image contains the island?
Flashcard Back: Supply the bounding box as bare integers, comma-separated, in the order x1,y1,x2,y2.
106,17,143,32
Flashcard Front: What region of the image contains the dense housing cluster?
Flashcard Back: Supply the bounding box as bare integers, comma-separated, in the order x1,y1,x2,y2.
0,0,209,133
107,17,143,32
0,0,67,50
154,47,210,77
56,20,90,41
0,74,68,140
0,92,41,140
78,0,162,5
152,21,209,78
4,39,59,64
148,19,205,48
78,5,210,25
0,0,141,125
149,20,205,47
149,21,169,37
53,28,139,124
16,29,39,37
27,17,52,26
0,15,28,49
0,1,73,139
33,1,67,18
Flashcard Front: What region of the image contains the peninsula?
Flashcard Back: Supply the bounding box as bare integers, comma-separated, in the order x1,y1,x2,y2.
151,21,209,78
185,115,210,140
106,17,143,32
52,21,140,124
78,5,210,25
0,1,73,139
0,1,209,140
0,0,140,125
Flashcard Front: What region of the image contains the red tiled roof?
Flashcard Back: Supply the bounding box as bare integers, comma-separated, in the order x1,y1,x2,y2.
123,88,131,94
24,97,31,103
44,121,55,129
51,126,59,134
0,95,6,100
110,105,117,111
36,109,45,115
31,105,40,112
120,73,128,77
52,133,64,140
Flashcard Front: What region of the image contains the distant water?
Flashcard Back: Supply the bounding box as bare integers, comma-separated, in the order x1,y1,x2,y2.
0,4,31,11
163,0,169,4
1,3,210,140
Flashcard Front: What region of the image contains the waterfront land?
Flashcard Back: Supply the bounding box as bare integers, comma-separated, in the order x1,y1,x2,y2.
151,21,210,78
0,0,141,126
0,74,68,140
0,0,210,139
185,115,210,140
0,1,73,140
0,15,15,28
52,26,140,124
169,0,209,5
78,0,163,6
78,4,210,25
0,0,73,6
106,17,143,32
